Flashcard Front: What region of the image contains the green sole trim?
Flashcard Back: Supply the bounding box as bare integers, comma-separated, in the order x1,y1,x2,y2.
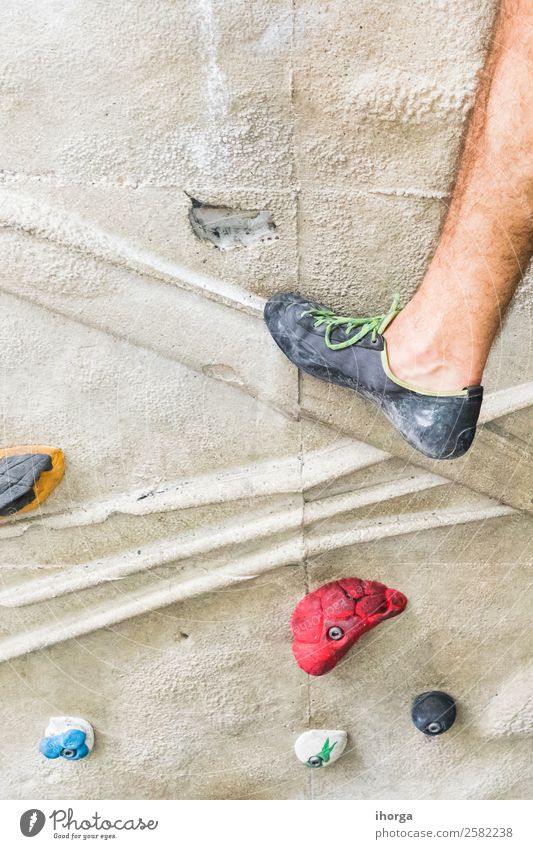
380,346,468,398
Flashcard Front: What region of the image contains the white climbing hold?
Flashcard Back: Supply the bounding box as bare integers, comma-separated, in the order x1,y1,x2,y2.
294,729,347,768
46,716,94,747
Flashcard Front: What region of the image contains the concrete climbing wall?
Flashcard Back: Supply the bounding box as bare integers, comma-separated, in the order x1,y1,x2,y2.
0,0,532,800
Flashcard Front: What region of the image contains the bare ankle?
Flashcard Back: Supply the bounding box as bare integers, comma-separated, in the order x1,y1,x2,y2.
383,315,483,393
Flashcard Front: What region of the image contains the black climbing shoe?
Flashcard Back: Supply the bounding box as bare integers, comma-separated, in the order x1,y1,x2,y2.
264,293,483,460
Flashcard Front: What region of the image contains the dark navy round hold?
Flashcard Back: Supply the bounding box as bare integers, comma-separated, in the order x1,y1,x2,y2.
411,691,456,735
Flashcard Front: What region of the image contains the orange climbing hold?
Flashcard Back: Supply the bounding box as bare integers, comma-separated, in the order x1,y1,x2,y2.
0,445,65,518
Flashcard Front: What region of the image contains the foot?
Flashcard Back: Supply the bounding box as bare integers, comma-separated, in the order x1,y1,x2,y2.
264,293,483,460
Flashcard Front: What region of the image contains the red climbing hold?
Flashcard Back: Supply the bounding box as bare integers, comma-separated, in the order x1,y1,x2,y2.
291,578,407,676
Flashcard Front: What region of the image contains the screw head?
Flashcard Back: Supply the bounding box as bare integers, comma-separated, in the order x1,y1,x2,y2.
327,626,344,641
61,748,77,759
411,691,456,736
307,755,323,768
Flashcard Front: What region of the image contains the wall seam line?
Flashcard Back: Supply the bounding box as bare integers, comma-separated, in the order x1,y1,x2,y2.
289,0,313,801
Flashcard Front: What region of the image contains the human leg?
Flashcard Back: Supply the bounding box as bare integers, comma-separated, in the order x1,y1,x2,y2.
385,0,533,391
264,0,532,459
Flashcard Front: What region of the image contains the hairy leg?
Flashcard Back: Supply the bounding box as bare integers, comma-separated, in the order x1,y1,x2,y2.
385,0,533,392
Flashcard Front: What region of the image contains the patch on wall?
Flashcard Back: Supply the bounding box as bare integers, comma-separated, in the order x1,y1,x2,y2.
188,195,277,251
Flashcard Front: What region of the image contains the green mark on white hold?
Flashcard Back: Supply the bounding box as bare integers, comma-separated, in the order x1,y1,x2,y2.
318,737,337,763
307,737,337,767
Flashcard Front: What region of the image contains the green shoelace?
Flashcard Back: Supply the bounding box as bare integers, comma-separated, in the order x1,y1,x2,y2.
301,293,401,351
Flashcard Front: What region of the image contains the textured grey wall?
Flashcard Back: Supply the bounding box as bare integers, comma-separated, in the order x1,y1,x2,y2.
0,1,531,800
